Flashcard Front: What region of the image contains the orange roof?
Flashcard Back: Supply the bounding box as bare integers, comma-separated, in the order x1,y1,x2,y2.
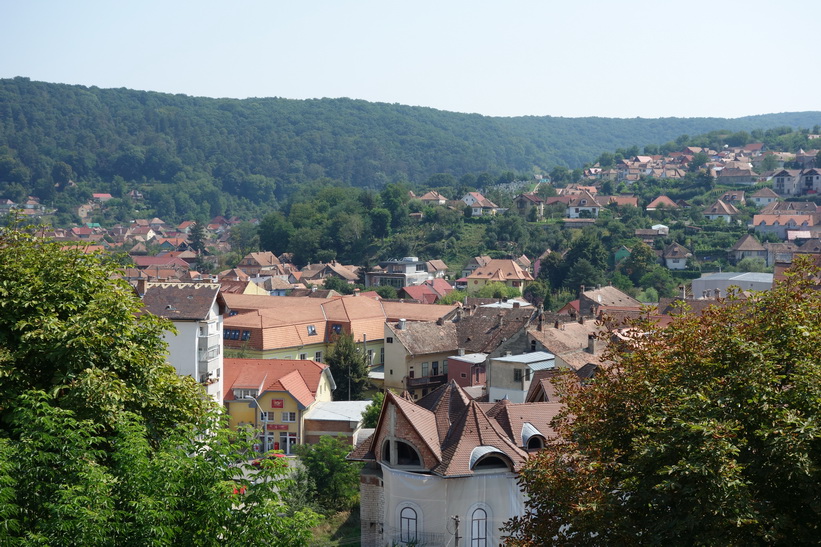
223,358,329,407
465,259,534,282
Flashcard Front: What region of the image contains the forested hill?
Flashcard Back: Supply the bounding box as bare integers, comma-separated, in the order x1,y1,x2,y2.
2,76,821,219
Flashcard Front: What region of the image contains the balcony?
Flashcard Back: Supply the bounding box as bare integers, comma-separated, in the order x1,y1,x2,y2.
406,373,448,389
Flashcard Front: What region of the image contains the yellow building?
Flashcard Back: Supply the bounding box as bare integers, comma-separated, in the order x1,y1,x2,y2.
223,358,335,454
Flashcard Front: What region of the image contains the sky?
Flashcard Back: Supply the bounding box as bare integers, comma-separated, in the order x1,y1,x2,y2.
2,0,819,119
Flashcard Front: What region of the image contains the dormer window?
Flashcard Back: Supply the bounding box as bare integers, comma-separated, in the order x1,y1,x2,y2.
307,325,317,336
332,324,342,335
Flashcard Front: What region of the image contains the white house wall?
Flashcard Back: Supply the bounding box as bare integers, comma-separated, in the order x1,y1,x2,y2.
381,466,524,546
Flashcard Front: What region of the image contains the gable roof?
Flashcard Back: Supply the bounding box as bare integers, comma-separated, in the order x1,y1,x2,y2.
465,259,534,282
223,358,330,407
730,234,766,252
646,195,679,210
140,282,223,320
703,199,740,216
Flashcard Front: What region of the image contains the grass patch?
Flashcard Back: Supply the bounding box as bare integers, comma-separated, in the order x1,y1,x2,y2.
310,506,361,546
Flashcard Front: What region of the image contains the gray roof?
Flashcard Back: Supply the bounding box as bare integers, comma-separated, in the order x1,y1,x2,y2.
303,401,370,422
447,353,488,364
697,272,774,283
491,351,555,364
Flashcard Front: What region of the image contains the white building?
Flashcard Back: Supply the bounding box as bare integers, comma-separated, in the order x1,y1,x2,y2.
139,282,226,403
487,351,555,403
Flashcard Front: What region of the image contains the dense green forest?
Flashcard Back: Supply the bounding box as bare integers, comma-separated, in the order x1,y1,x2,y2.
2,76,821,222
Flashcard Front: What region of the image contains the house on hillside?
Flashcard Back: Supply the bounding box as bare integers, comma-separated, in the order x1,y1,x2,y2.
512,192,545,219
728,234,767,265
703,199,740,223
662,242,692,270
750,187,779,207
462,192,500,217
464,259,534,295
486,351,555,403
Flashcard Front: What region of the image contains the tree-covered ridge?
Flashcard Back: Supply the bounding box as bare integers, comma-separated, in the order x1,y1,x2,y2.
2,76,821,222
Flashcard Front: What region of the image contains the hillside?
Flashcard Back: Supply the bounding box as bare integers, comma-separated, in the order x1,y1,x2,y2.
1,76,821,220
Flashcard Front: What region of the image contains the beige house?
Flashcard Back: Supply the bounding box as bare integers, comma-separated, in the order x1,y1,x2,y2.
464,259,534,295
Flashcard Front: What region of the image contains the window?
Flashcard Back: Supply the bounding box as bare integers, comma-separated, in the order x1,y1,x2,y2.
525,368,531,381
471,507,488,547
461,372,467,378
315,351,322,362
307,325,317,336
230,330,240,340
299,353,307,360
234,389,257,399
514,369,523,382
332,324,342,335
367,349,373,364
281,412,296,422
380,347,384,364
432,361,439,375
259,411,274,421
422,362,429,377
241,330,251,341
400,507,418,544
386,337,394,344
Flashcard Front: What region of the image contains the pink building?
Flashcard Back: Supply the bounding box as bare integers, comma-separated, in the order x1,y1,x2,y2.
447,351,487,388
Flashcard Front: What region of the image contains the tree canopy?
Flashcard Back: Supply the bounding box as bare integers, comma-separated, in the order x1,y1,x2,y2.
326,332,370,401
0,226,319,544
504,257,821,545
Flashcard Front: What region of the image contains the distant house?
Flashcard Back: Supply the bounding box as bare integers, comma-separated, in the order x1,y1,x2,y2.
752,214,816,240
703,199,740,223
365,256,430,288
750,187,779,207
728,234,767,265
646,195,679,211
418,191,448,206
237,251,281,276
662,242,692,270
771,169,802,196
719,190,745,206
512,193,545,219
566,190,601,218
717,167,758,186
464,259,534,295
461,192,500,216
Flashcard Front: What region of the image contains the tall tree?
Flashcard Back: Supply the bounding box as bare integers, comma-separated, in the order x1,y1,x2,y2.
0,227,319,544
504,257,821,545
326,333,369,401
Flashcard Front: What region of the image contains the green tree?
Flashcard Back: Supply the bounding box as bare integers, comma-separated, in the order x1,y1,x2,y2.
295,436,362,512
258,211,294,255
326,333,369,401
476,281,521,299
361,391,385,428
229,221,260,258
189,219,207,254
504,257,821,546
0,227,319,544
621,242,657,284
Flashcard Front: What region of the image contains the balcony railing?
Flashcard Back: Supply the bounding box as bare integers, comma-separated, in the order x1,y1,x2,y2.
406,373,448,388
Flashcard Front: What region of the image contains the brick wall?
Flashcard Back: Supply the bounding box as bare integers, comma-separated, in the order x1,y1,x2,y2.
359,464,384,547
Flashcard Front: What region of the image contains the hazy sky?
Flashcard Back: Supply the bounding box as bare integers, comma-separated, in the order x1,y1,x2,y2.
3,1,818,119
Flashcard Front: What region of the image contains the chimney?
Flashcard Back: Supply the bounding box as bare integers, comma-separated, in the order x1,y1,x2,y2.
353,288,360,296
513,301,520,309
136,278,147,297
397,319,406,330
587,333,597,354
579,284,585,297
458,348,465,356
311,286,317,292
554,320,560,329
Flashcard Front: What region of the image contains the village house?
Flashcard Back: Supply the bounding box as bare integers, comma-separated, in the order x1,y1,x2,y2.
749,187,779,207
461,192,500,217
728,234,767,265
662,242,692,270
512,192,545,219
464,258,534,295
486,351,555,403
703,199,740,223
364,256,431,288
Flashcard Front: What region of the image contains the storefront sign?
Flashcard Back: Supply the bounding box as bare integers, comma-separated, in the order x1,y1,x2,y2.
271,399,284,408
266,424,289,430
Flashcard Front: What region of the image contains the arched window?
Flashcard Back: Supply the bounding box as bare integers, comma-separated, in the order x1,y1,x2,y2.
381,439,391,463
395,440,421,466
527,435,545,450
473,455,511,471
400,506,418,543
471,507,488,546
